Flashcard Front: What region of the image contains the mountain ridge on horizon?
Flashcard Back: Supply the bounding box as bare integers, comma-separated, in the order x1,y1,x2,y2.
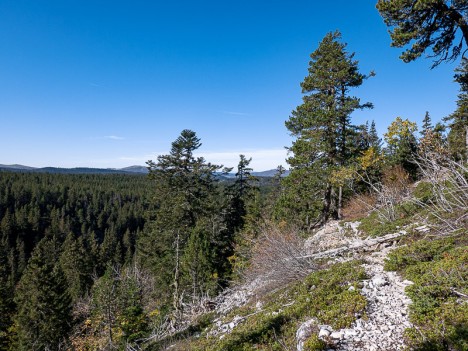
0,164,289,177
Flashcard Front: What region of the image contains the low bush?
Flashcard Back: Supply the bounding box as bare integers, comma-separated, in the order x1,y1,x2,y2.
385,238,468,351
384,237,455,271
185,261,367,351
303,334,327,351
413,181,434,204
359,207,409,237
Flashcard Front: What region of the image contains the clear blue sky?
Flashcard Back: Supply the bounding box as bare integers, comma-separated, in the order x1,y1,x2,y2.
0,0,461,171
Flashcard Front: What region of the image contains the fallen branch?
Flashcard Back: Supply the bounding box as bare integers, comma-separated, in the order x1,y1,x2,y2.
451,288,468,299
297,230,407,260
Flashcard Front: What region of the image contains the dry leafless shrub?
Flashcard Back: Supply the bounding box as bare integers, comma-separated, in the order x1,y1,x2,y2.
414,151,468,232
356,165,412,223
342,193,377,220
246,222,317,291
137,291,216,348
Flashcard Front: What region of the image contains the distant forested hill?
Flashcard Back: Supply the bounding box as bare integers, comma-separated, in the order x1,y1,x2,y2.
0,164,286,177
0,164,148,174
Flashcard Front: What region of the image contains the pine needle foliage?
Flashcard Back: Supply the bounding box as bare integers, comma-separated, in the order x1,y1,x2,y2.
281,31,372,228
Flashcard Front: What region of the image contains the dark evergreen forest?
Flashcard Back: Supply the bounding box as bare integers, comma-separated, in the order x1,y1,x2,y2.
0,161,267,350
0,172,151,349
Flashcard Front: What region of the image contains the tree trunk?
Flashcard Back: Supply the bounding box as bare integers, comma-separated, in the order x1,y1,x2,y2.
465,125,468,163
173,230,180,312
337,186,343,220
321,183,332,225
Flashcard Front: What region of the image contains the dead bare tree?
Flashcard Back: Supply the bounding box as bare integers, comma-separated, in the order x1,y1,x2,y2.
247,223,317,291
133,290,217,348
354,166,412,223
413,151,468,232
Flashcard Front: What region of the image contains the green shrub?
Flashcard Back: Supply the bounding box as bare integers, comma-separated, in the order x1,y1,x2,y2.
359,210,407,237
405,300,468,351
384,238,455,271
386,239,467,351
413,181,434,204
303,334,327,351
186,261,367,350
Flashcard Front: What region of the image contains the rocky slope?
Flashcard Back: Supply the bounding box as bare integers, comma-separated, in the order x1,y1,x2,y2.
314,246,413,351
187,220,417,351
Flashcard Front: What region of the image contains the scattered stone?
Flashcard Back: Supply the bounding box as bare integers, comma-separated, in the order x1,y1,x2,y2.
319,328,331,338
344,329,358,337
319,324,332,331
296,319,318,351
371,274,388,287
330,246,413,351
207,223,414,351
330,331,343,339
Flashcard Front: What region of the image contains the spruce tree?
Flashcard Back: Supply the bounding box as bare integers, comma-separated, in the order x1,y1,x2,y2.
282,31,372,228
369,120,382,150
384,116,419,178
138,130,224,310
59,232,93,302
181,225,213,299
227,155,258,232
421,111,433,138
223,156,260,278
90,266,149,349
14,237,72,351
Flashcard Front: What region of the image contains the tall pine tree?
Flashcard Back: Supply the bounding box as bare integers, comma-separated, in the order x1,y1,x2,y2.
226,155,258,233
421,111,433,138
224,155,260,278
138,130,225,311
282,31,372,228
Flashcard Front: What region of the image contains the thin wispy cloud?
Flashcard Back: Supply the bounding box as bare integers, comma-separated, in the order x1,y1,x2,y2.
222,111,251,116
104,135,125,140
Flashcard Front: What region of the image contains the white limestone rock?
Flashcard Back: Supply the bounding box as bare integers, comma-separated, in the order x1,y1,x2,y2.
296,318,318,351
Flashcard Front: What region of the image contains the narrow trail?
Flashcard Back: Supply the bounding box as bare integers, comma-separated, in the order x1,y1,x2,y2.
303,221,414,350
330,247,413,351
208,221,415,351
